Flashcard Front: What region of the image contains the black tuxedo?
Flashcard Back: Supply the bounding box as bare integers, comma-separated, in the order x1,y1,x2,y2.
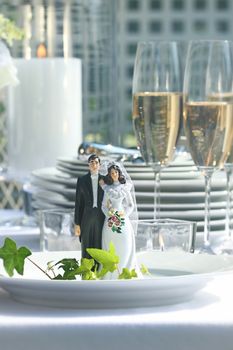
74,172,105,259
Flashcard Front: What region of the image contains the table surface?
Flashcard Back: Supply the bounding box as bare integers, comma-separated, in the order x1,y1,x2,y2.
0,210,233,350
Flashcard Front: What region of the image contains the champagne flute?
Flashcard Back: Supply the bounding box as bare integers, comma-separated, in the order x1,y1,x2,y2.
132,41,182,220
209,92,233,254
217,148,233,254
183,40,233,254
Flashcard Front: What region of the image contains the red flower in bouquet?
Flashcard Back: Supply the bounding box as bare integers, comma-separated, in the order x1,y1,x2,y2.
108,209,125,233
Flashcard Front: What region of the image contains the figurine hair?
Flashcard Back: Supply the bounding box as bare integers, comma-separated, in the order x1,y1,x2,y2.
104,164,126,185
88,154,100,163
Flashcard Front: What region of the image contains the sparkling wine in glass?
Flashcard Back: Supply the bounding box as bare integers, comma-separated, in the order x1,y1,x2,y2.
208,92,233,254
183,40,233,254
132,41,182,220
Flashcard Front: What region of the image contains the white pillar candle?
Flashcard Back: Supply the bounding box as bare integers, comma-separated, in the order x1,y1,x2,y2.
6,58,82,178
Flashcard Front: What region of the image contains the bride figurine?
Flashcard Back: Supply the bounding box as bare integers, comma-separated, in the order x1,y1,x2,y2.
100,162,138,279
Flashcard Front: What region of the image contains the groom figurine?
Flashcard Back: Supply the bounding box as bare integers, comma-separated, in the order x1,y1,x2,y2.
74,154,105,259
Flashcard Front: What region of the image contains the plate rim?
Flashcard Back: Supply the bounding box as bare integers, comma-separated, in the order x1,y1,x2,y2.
0,250,231,308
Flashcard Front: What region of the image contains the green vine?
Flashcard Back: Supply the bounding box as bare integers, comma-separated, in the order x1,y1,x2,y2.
0,237,149,280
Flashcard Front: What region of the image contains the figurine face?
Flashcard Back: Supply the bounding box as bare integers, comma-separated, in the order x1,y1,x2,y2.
110,168,119,182
88,159,100,174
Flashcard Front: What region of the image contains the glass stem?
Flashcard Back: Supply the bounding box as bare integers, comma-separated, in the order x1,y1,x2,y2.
153,168,161,221
225,166,232,238
203,170,213,246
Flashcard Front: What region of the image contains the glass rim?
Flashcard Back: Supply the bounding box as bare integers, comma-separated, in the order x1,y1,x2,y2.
187,39,232,46
37,208,74,215
132,218,196,225
136,39,184,46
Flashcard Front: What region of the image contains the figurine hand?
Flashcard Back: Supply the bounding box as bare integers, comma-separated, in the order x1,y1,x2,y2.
99,179,105,187
75,224,81,236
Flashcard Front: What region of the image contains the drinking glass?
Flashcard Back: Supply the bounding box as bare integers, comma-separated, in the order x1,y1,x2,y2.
183,40,233,254
217,156,233,254
132,41,182,220
39,209,80,252
211,93,233,254
135,219,196,253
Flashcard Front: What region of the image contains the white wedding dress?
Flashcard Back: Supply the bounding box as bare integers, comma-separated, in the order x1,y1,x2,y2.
101,181,138,279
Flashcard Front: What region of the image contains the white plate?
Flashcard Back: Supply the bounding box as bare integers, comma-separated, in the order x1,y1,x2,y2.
136,216,229,232
57,156,194,168
32,168,77,186
138,208,227,220
196,218,233,228
133,179,225,191
56,160,182,174
31,180,76,200
138,201,229,210
136,190,227,200
57,165,201,180
56,157,86,166
31,175,227,198
57,157,153,171
31,188,227,206
56,164,199,177
56,165,86,176
56,162,87,174
31,188,227,208
0,250,232,309
31,199,60,210
129,171,201,180
32,190,75,207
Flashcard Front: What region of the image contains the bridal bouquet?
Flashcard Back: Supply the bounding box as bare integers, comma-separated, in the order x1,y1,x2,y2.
0,14,24,89
108,208,125,233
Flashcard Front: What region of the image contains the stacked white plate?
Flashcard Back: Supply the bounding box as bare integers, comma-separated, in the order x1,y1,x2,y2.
30,154,232,234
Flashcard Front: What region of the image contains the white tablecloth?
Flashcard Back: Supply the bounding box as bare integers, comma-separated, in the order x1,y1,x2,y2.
0,210,233,350
0,210,40,251
0,273,233,350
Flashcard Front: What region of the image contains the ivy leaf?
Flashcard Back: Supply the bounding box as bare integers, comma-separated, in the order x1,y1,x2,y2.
74,258,95,275
46,260,55,270
54,258,80,280
82,270,97,280
87,242,119,278
96,267,109,279
118,268,138,280
55,258,79,271
0,239,146,281
140,264,150,275
87,242,119,269
52,274,64,280
77,258,95,272
71,258,96,280
0,237,31,277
